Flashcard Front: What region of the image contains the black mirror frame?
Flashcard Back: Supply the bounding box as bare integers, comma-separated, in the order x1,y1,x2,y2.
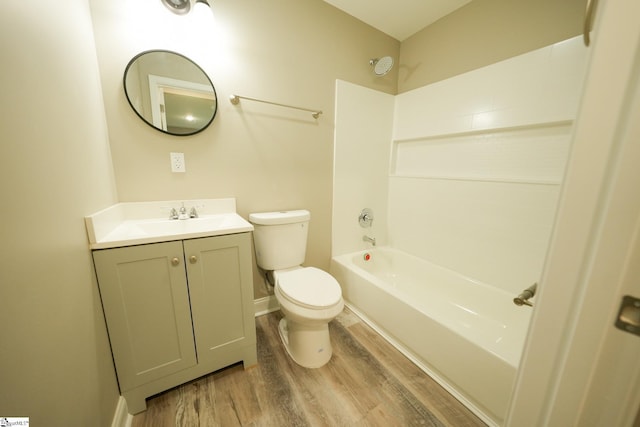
123,50,218,136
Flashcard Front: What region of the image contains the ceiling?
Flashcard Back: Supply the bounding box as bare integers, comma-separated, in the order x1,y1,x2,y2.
322,0,472,41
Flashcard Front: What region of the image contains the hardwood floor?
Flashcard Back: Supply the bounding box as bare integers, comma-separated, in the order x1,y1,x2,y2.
131,308,486,427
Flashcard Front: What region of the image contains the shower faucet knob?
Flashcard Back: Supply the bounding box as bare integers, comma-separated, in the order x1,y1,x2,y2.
359,208,374,228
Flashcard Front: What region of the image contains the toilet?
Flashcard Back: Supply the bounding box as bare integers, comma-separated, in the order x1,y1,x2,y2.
249,210,344,368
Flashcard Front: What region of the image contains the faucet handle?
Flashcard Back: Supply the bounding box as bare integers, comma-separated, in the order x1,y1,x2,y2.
359,208,374,228
513,283,538,307
169,208,179,220
189,206,198,218
177,202,190,220
513,297,533,307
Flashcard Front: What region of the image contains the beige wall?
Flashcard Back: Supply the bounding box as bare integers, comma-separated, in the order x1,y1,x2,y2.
0,1,120,426
399,0,586,92
89,0,400,297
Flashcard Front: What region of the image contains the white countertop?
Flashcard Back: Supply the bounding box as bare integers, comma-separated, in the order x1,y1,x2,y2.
85,198,253,249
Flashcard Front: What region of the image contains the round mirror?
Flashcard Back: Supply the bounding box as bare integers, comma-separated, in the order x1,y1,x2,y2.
123,50,217,136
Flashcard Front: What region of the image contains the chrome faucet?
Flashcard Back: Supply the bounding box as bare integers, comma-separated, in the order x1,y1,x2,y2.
513,283,538,307
178,203,189,220
363,235,376,246
168,203,198,220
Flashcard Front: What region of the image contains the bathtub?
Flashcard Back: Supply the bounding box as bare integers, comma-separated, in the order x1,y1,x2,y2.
330,247,532,426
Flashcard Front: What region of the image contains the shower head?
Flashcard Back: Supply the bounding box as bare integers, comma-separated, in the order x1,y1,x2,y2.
369,56,394,76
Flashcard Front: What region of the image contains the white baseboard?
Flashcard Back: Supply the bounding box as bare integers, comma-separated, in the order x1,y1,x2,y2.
111,396,132,427
254,295,279,316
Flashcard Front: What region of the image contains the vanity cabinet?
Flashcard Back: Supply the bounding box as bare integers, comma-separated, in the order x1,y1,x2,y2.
92,232,256,414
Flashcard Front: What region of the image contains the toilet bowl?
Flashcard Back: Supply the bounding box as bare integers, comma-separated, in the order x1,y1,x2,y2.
248,210,344,368
274,267,344,368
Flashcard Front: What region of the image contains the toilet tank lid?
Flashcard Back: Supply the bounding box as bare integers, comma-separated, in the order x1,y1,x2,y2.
249,210,310,225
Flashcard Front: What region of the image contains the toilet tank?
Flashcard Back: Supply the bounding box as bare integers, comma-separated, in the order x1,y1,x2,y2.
249,210,310,270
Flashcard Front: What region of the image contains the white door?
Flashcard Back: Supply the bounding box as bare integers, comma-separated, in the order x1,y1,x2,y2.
506,0,640,425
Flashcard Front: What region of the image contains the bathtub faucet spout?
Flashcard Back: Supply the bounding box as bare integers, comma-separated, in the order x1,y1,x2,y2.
363,235,376,246
513,283,538,307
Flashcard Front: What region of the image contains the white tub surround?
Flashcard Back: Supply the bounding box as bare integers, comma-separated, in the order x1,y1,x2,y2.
331,248,532,426
389,36,588,295
334,36,588,294
333,80,394,256
85,198,253,249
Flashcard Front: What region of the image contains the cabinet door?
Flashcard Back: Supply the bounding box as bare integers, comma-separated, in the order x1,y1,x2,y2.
93,241,197,391
185,233,255,363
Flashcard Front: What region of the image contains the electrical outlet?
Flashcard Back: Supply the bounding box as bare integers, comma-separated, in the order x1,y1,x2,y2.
170,152,185,173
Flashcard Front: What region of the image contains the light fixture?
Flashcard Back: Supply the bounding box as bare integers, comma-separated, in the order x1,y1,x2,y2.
194,0,211,9
161,0,191,15
161,0,212,16
193,0,213,18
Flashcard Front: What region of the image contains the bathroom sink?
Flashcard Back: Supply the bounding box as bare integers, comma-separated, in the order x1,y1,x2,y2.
135,215,243,236
85,199,254,249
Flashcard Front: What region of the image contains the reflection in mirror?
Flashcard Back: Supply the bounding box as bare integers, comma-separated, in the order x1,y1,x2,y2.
124,50,217,136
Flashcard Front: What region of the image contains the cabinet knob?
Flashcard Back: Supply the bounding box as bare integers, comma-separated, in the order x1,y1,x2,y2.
171,257,180,266
189,255,198,264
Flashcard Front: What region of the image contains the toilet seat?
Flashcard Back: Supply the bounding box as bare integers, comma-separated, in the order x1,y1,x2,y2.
276,267,342,309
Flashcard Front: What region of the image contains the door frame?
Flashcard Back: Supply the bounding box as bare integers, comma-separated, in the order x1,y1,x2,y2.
506,0,640,425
